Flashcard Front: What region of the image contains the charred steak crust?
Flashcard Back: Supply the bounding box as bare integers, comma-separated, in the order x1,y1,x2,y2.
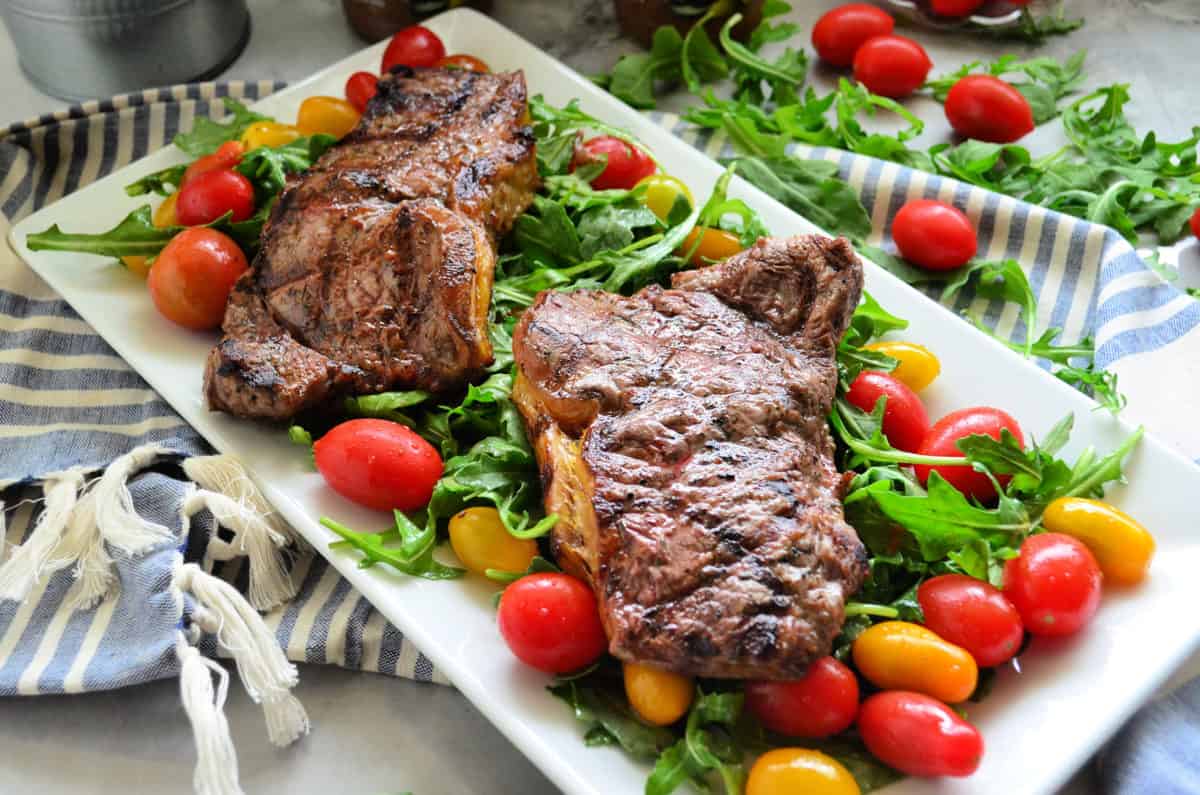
203,67,538,420
512,235,868,679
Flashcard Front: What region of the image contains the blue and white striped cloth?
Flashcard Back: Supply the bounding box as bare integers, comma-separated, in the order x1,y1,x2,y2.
1,81,1197,793
0,82,446,715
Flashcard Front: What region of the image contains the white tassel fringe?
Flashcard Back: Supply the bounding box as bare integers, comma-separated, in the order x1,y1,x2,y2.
176,563,309,747
176,635,244,795
0,445,300,616
182,456,297,546
182,488,297,611
64,486,115,611
93,445,174,554
0,470,85,600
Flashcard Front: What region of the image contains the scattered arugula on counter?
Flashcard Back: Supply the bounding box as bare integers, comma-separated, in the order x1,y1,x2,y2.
993,2,1085,44
925,50,1087,123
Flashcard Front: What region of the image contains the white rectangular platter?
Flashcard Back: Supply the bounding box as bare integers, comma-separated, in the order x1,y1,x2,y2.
10,9,1200,795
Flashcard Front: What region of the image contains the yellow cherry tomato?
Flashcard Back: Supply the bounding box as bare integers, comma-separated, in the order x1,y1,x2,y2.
296,96,361,139
153,190,180,228
1041,497,1155,586
636,173,694,221
852,621,978,704
240,121,302,150
622,662,693,726
863,340,941,392
448,507,538,577
747,749,861,795
680,227,743,266
121,192,180,278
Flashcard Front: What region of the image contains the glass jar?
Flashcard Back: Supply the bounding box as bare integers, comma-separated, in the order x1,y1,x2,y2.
612,0,765,49
342,0,494,42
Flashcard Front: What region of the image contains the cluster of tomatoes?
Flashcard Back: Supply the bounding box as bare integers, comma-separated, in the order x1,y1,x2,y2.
343,25,490,114
813,3,1035,144
135,96,361,330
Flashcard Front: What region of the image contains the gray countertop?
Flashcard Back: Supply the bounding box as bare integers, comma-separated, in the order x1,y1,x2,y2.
2,1,1198,793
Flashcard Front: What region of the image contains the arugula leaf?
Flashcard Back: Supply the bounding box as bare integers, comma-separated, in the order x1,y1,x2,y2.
344,390,432,425
681,5,731,93
749,0,799,51
322,515,464,580
727,155,872,241
529,96,657,176
577,203,659,259
602,198,701,292
1001,2,1085,44
872,472,1032,560
515,195,584,266
606,26,686,109
125,164,187,197
549,675,677,761
485,555,560,585
647,690,747,795
174,97,271,157
844,291,909,348
236,134,337,200
719,13,806,107
694,161,771,248
26,206,177,258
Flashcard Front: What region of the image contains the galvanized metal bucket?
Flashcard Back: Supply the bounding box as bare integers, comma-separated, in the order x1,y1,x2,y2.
1,0,251,101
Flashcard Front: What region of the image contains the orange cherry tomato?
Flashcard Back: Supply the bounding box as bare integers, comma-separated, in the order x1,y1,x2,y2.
296,96,361,140
852,620,978,703
435,54,490,73
681,227,743,266
1040,497,1155,586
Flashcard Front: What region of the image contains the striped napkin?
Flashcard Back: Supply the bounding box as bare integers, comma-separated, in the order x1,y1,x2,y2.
0,82,444,795
2,80,1197,794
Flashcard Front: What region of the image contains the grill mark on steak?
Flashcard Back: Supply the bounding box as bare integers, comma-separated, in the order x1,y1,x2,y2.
203,68,538,420
512,235,868,679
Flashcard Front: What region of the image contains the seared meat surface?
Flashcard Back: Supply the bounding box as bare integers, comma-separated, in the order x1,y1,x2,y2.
204,67,537,419
513,235,868,679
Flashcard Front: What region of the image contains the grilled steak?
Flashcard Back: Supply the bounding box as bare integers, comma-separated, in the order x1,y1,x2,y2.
512,235,868,679
204,67,538,420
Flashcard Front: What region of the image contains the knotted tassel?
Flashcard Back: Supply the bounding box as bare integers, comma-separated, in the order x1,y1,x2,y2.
62,485,116,611
0,469,85,600
176,563,310,747
93,444,174,554
182,455,298,546
181,488,297,611
176,634,244,795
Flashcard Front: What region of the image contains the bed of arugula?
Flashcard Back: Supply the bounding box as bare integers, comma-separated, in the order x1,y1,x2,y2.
20,41,1149,793
301,100,1142,794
